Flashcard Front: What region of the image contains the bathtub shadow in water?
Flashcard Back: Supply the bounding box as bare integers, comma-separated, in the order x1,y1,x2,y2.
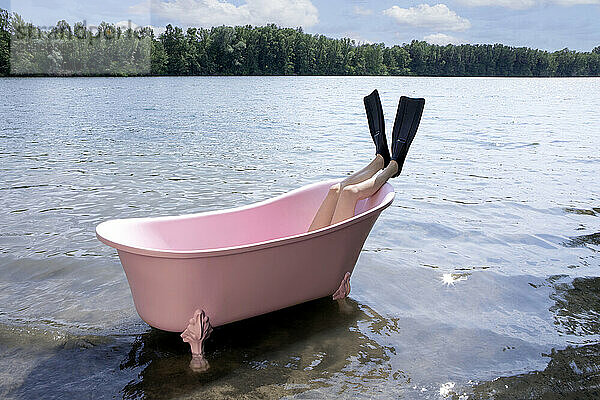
119,297,401,399
10,297,401,399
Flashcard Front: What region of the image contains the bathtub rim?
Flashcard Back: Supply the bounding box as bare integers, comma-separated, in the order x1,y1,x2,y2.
96,179,395,259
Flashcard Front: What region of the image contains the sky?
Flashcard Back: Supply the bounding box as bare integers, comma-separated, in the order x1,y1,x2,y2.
2,0,599,51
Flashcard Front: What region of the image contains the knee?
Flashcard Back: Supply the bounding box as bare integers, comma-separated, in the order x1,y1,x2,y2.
329,183,342,195
340,185,360,199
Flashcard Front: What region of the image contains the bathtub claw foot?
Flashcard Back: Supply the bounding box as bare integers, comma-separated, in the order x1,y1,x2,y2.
333,272,351,301
189,353,210,372
181,309,212,372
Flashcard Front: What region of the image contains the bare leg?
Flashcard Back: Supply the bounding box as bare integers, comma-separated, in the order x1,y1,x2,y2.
331,160,398,225
308,155,384,231
339,155,385,187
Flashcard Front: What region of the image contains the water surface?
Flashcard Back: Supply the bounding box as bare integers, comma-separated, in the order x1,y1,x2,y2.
0,76,599,399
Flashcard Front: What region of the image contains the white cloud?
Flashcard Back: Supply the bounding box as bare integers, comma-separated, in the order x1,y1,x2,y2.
383,4,471,32
458,0,536,8
353,6,373,16
130,0,319,28
459,0,600,8
551,0,600,4
423,33,466,45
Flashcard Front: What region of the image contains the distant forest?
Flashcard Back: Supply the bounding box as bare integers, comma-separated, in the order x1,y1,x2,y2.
1,8,600,77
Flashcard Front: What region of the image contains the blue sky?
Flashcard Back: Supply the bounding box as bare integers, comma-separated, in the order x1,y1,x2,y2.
2,0,599,51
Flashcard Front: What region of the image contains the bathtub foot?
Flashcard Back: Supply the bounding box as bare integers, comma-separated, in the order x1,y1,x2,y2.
181,309,213,372
333,272,351,300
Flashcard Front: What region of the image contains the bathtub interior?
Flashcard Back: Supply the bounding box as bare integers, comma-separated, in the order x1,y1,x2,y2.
97,181,394,252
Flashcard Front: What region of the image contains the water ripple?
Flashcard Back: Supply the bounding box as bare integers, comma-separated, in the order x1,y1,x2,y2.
0,76,599,398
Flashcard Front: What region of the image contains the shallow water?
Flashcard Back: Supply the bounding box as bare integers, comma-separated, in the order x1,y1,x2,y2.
0,76,599,399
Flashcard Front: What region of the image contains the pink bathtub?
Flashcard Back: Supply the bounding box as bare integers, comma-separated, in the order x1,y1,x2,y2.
96,179,394,370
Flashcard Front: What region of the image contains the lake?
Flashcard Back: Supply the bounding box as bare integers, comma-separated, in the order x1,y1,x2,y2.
0,76,599,399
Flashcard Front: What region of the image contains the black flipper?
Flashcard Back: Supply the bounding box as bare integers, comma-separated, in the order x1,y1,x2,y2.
363,90,391,168
390,96,425,178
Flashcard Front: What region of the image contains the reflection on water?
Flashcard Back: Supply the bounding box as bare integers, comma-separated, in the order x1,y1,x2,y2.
121,299,399,399
7,299,409,399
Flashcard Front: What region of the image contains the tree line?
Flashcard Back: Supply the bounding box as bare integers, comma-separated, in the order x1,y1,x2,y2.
1,9,599,77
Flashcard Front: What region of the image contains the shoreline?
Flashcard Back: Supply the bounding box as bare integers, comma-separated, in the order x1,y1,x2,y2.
3,74,600,78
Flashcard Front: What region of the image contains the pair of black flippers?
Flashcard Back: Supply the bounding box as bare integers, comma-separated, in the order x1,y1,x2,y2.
364,90,425,178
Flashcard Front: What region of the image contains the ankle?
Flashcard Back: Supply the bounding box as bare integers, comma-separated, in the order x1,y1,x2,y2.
386,160,399,176
373,154,385,170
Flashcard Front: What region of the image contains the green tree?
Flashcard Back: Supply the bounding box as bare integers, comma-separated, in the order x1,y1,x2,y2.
151,37,167,75
161,24,188,75
3,13,600,77
406,40,428,75
0,8,10,76
363,43,385,75
553,48,577,76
